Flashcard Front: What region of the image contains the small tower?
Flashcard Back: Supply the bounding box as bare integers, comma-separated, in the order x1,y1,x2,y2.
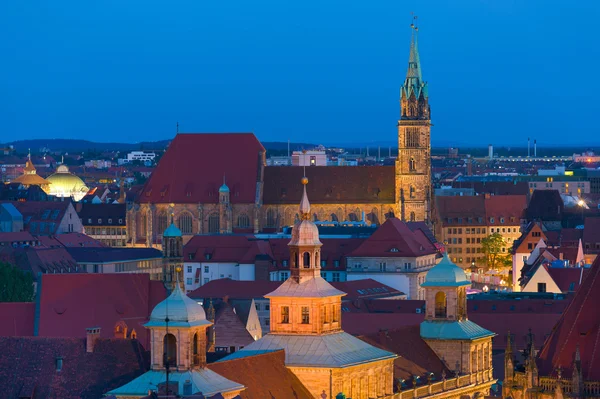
571,345,583,398
219,177,232,234
524,329,539,389
107,272,246,397
288,176,323,284
420,254,495,377
162,217,184,292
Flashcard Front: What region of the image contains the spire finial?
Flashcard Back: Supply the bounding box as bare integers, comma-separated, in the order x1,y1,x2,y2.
28,148,31,160
223,174,226,185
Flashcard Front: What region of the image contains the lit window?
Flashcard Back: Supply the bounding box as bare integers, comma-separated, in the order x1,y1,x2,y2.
301,307,310,324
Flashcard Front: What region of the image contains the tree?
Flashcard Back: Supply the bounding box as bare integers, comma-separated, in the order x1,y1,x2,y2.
480,232,512,271
0,262,34,302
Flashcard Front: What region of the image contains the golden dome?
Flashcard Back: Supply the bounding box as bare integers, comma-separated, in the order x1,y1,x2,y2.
46,165,89,201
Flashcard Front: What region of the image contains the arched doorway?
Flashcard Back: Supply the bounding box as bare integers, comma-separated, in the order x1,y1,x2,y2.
435,292,447,318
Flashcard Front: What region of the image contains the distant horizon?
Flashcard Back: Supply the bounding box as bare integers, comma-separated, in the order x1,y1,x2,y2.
2,1,599,145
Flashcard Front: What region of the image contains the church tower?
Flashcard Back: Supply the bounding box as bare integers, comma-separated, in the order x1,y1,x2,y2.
396,20,432,223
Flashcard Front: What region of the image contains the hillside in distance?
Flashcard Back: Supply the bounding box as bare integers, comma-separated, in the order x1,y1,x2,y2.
7,138,317,154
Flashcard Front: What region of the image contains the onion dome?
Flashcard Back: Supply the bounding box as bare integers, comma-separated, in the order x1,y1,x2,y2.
421,253,470,287
146,282,211,328
219,183,230,193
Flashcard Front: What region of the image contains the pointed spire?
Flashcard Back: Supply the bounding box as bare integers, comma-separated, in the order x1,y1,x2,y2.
406,18,422,82
299,176,311,218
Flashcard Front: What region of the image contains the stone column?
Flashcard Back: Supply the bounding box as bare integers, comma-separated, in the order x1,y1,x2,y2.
197,204,204,234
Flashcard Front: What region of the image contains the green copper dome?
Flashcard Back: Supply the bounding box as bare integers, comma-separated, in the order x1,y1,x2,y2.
421,253,470,287
219,183,229,193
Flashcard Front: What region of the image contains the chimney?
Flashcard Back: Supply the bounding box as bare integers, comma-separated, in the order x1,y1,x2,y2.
86,327,101,353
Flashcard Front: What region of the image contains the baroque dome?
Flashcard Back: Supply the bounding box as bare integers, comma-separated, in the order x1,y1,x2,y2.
146,284,212,328
421,253,470,287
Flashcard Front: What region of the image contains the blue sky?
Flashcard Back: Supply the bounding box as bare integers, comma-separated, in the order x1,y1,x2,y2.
1,0,599,146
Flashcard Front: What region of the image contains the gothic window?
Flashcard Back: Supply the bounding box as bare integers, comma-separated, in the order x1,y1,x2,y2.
331,213,338,222
410,212,416,222
157,212,168,235
301,307,310,324
405,128,419,148
435,292,447,318
177,212,193,234
237,213,250,228
385,209,395,219
163,333,177,366
410,186,416,198
368,208,379,225
208,213,220,234
281,306,290,323
266,208,275,227
409,157,417,172
139,212,147,237
303,252,311,268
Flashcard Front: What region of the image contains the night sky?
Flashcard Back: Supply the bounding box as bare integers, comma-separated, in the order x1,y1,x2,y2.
1,0,599,146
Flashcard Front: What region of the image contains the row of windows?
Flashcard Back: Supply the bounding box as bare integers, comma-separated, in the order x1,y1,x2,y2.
87,218,123,225
447,227,487,235
280,305,340,324
446,217,517,225
452,256,484,264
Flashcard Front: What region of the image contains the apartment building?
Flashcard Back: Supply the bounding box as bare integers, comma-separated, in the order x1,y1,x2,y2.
435,194,526,268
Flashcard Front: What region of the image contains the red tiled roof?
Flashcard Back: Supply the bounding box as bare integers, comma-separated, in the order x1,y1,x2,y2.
13,200,72,235
0,231,37,243
526,190,564,221
348,218,437,258
0,337,148,399
560,228,583,246
332,279,404,300
139,133,265,204
537,255,600,380
484,195,527,221
263,166,395,204
208,350,313,399
37,274,166,349
0,302,35,336
52,233,106,248
436,196,486,223
436,195,526,225
359,325,451,380
184,235,260,263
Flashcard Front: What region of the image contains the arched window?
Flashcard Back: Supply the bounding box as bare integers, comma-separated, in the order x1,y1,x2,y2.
163,333,177,366
410,212,416,222
237,213,250,228
294,251,299,268
368,208,379,225
192,332,200,366
157,212,168,236
139,212,147,237
409,157,416,172
331,213,338,222
266,208,275,227
303,252,311,268
177,212,193,234
130,329,137,339
208,213,220,234
435,292,447,318
410,186,416,198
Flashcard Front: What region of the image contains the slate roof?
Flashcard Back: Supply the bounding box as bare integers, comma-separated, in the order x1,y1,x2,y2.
263,166,395,204
537,255,600,380
139,133,265,204
208,350,313,399
0,337,148,399
348,217,437,258
66,247,162,263
212,301,255,348
77,203,126,226
37,274,166,349
227,331,396,368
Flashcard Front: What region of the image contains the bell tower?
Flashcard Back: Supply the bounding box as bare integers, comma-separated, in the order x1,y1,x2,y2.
162,217,184,292
396,18,432,223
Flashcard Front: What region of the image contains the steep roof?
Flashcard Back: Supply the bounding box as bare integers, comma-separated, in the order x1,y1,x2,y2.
0,337,148,399
208,350,313,399
348,217,437,258
138,133,265,204
545,266,588,292
13,200,72,235
263,166,395,204
37,274,166,348
213,301,255,347
537,255,600,380
526,190,564,221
